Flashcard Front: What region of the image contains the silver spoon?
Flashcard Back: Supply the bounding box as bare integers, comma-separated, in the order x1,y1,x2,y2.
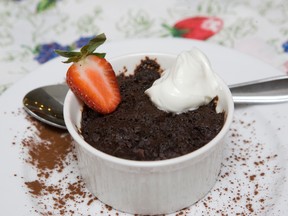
22,75,288,129
23,84,69,129
229,75,288,103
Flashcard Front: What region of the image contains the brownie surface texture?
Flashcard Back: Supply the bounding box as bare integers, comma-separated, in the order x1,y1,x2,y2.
81,57,225,161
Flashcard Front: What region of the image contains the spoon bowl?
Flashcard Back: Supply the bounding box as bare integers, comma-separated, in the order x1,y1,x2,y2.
22,84,69,129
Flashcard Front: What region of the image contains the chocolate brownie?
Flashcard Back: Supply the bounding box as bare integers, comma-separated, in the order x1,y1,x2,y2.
81,57,225,161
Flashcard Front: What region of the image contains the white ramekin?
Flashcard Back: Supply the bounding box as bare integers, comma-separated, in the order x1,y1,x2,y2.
63,53,234,215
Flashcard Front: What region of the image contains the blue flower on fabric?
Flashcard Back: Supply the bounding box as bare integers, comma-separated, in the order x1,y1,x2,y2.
34,42,70,64
74,36,95,47
34,35,96,64
283,41,288,53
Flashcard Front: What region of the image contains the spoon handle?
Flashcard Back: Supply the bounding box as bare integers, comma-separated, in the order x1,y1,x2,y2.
229,75,288,104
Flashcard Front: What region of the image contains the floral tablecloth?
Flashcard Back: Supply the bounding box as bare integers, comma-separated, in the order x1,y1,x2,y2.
1,0,288,95
1,1,288,216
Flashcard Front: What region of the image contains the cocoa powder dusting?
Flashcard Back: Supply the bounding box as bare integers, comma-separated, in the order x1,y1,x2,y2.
23,121,73,178
191,112,285,216
25,180,44,196
20,115,100,215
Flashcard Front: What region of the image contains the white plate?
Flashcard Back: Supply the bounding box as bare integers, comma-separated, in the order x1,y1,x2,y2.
0,38,287,215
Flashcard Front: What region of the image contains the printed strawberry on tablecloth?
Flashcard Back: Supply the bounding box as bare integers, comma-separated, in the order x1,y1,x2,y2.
163,16,223,40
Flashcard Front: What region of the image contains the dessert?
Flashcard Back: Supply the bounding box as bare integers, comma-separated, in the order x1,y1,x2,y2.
81,55,225,161
57,33,225,161
62,39,234,214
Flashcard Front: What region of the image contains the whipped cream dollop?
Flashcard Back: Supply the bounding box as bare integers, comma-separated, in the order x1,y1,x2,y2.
145,48,221,114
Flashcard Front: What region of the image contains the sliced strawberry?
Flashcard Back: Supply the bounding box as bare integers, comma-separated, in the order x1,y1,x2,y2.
55,33,121,114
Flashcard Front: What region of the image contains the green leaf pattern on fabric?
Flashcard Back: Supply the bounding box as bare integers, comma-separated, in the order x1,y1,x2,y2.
37,0,57,13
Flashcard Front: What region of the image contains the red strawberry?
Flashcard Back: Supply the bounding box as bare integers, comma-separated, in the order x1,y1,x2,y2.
163,16,223,40
55,33,121,114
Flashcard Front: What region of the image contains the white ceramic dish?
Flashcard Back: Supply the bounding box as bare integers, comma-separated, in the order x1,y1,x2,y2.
0,38,288,216
64,53,234,215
